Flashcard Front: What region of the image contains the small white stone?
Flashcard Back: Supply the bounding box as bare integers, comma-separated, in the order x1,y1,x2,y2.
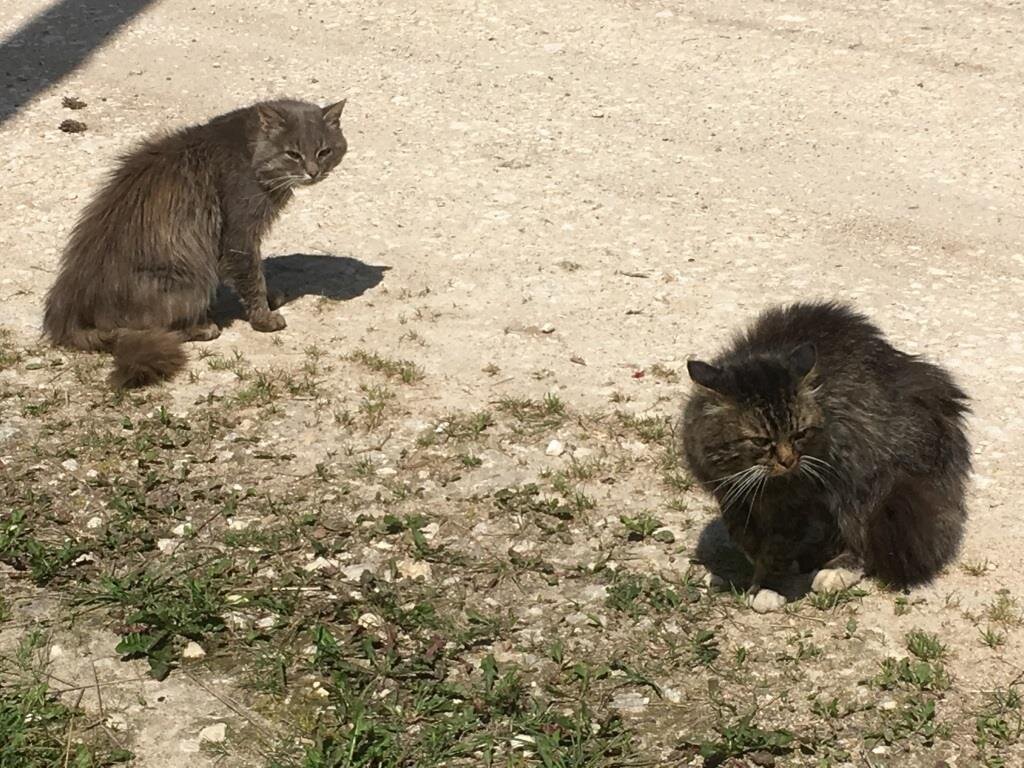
255,616,276,629
397,559,432,581
662,686,683,704
303,557,337,573
880,699,898,711
375,467,398,477
227,518,250,531
540,322,556,334
747,589,787,613
358,612,383,629
545,439,565,457
104,712,128,732
48,644,64,660
171,522,192,537
611,692,649,713
511,734,536,749
198,723,227,743
311,682,330,698
85,516,104,529
182,642,206,659
60,459,79,472
655,9,674,17
342,563,373,582
156,538,176,554
85,469,99,480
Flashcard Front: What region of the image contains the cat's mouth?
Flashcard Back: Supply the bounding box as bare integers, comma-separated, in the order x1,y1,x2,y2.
769,458,800,476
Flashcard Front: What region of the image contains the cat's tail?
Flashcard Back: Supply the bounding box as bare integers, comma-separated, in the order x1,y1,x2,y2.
109,330,187,389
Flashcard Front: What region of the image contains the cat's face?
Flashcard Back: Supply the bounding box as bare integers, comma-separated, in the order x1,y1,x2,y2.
252,100,348,191
685,343,828,481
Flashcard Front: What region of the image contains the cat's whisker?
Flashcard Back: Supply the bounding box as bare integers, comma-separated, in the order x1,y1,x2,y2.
744,473,769,532
803,454,841,481
708,466,757,490
721,466,766,514
716,465,759,503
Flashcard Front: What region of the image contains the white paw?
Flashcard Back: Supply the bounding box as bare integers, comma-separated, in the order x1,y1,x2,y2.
811,567,863,593
746,588,787,613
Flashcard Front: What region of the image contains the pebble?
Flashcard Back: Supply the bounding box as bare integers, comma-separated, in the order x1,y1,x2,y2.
545,439,565,457
341,563,373,581
303,557,337,573
198,723,227,743
540,322,556,334
60,458,79,472
397,559,432,580
182,642,206,660
86,516,104,529
358,612,383,629
611,692,650,713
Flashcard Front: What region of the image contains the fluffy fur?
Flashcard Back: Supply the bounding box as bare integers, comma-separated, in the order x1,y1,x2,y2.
43,98,348,388
681,301,971,589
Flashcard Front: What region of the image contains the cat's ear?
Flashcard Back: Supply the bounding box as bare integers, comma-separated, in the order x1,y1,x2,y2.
687,360,727,394
322,99,347,127
788,343,816,379
256,104,289,134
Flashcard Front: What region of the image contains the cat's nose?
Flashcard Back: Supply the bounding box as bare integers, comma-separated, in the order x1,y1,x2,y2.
305,164,320,179
775,443,798,468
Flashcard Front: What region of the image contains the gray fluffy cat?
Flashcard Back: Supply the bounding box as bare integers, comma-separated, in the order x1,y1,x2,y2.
43,98,347,387
681,301,970,596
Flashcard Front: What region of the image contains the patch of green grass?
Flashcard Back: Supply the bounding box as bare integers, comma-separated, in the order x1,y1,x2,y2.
349,349,424,384
962,559,991,577
906,629,947,662
615,412,671,444
985,591,1023,627
619,513,663,541
873,657,950,693
76,564,229,680
806,587,867,611
605,570,697,617
419,411,494,445
980,626,1006,649
682,710,795,765
975,683,1023,765
496,394,566,434
866,696,948,748
0,631,133,766
359,384,395,430
0,508,91,585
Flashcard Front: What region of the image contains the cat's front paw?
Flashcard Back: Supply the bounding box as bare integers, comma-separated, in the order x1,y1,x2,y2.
250,310,287,332
746,588,786,613
811,568,863,593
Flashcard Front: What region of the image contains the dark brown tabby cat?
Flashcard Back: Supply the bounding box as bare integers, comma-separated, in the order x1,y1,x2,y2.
681,301,970,598
43,98,348,388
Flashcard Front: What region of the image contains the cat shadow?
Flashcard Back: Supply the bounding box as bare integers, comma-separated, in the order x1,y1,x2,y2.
212,253,389,327
694,517,815,601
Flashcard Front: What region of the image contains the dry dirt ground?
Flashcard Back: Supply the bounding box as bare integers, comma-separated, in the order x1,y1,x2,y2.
2,0,1024,766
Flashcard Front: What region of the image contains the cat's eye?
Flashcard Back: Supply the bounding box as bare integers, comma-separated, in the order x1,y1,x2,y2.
285,150,302,160
747,437,772,449
317,147,332,158
793,427,817,441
